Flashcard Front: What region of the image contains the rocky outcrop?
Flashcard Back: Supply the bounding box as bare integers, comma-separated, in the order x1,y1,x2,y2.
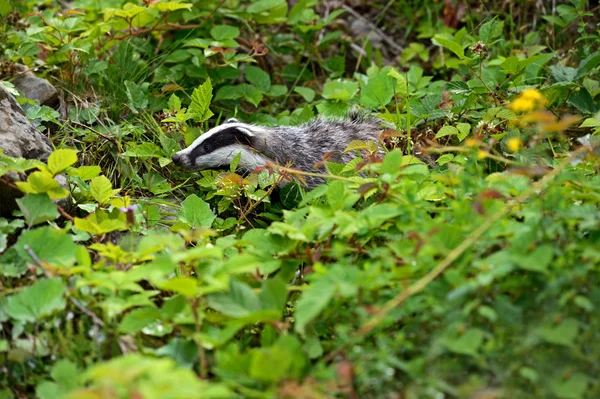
11,64,59,108
0,85,54,216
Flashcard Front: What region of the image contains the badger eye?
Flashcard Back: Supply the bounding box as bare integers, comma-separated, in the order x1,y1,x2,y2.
203,144,211,153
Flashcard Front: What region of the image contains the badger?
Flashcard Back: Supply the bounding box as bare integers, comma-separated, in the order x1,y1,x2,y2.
171,111,393,188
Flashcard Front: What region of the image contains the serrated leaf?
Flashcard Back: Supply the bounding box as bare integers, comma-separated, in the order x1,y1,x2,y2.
479,18,504,44
124,81,148,112
90,176,114,204
15,226,77,267
15,171,69,200
550,65,578,83
189,79,214,123
16,193,58,227
574,51,600,81
359,74,394,109
569,87,597,114
178,194,216,228
246,65,271,92
5,278,66,323
47,149,78,175
167,94,182,112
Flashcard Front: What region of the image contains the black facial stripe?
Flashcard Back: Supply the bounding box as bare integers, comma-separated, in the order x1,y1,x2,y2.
189,127,253,160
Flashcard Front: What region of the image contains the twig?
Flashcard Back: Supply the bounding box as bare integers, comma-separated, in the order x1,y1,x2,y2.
341,5,404,54
69,297,105,327
239,174,283,220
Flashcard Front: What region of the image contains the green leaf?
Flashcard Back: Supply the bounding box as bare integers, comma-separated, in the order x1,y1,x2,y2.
551,373,589,399
294,277,335,334
381,149,403,175
5,278,66,323
435,125,459,138
246,65,271,92
259,277,287,313
513,245,553,273
432,35,465,59
15,226,77,267
360,74,394,109
124,81,148,112
150,1,192,12
230,152,242,172
479,18,504,44
67,165,101,181
15,193,58,227
47,149,78,175
248,0,285,13
90,176,114,204
537,318,579,347
189,79,214,123
436,153,455,165
456,122,471,141
322,80,359,101
207,279,261,318
550,65,578,83
210,25,240,41
167,93,182,112
294,86,315,102
569,87,597,114
15,171,69,200
0,0,11,17
574,51,600,81
119,307,162,334
178,194,216,228
442,328,484,357
327,180,345,210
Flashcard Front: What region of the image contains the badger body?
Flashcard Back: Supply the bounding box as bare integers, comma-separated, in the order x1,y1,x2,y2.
171,111,390,188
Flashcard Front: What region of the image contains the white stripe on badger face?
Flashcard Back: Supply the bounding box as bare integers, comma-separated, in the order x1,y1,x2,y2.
192,144,269,172
173,122,268,162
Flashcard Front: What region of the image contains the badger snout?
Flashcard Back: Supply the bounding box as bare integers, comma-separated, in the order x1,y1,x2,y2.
172,152,182,166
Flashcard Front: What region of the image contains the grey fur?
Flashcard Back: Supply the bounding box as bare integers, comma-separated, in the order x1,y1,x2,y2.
171,111,390,188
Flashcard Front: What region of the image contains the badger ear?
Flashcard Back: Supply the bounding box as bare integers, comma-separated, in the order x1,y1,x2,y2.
235,126,255,137
225,118,239,124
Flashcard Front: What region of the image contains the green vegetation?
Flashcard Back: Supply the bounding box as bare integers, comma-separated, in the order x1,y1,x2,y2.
1,0,600,398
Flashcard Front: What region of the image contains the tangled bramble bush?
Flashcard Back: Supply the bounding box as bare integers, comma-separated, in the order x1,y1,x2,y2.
1,0,600,398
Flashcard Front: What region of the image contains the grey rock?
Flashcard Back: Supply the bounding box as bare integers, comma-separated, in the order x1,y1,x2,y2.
0,85,54,216
12,64,59,108
0,85,52,159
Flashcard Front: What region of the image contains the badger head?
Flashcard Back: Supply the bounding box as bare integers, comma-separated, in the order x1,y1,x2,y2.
171,119,269,172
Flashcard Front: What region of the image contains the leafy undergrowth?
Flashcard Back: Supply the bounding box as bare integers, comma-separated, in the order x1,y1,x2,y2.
1,0,600,398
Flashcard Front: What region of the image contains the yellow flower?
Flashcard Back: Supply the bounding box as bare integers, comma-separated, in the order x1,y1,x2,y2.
477,150,488,159
465,138,479,147
507,138,522,152
508,89,547,113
